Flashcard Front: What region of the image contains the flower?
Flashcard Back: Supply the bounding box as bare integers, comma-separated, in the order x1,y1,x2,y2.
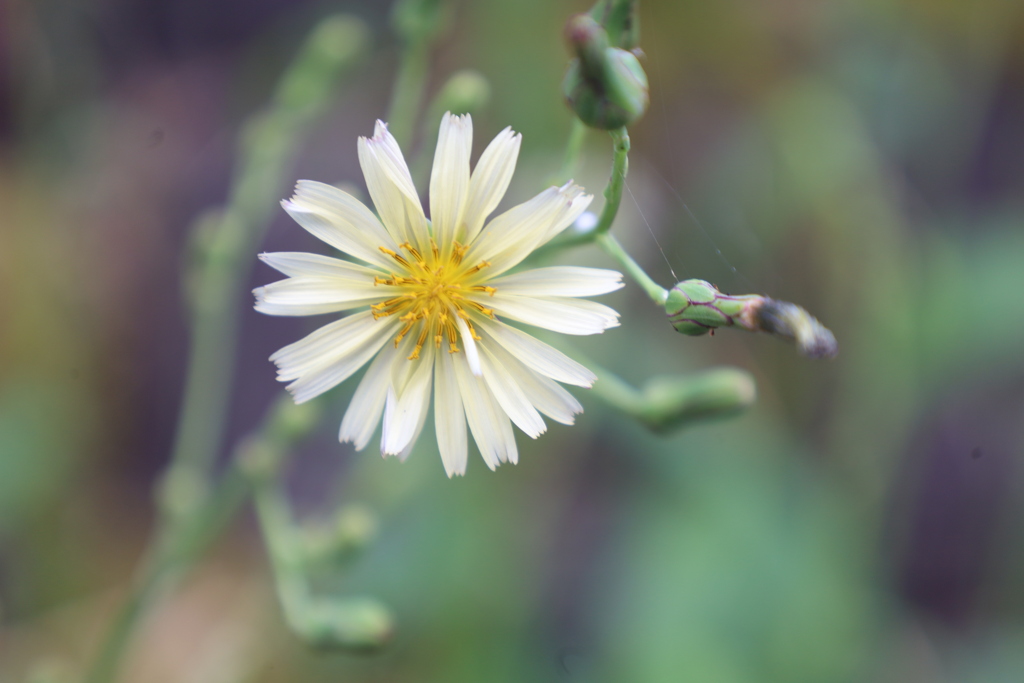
255,113,622,476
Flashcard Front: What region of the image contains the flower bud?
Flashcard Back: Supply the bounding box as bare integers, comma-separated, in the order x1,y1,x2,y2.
639,368,757,432
429,70,491,117
562,14,649,130
293,597,394,651
665,279,838,358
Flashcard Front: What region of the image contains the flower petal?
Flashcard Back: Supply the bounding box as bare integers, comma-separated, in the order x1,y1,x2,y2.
434,349,468,476
429,112,472,250
259,252,383,279
466,182,592,277
271,312,399,403
456,314,482,376
489,266,623,298
478,320,596,387
282,181,396,269
338,344,398,450
395,399,429,462
479,346,546,439
358,121,430,250
254,277,381,317
483,294,620,335
483,340,583,425
461,126,521,243
451,352,517,468
381,342,435,456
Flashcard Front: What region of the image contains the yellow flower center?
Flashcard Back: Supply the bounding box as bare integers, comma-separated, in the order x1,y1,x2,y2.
371,241,496,360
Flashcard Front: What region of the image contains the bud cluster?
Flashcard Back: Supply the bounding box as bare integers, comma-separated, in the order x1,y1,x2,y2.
562,13,648,130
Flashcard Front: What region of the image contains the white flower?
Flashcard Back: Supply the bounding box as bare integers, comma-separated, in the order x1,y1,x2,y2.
255,113,622,476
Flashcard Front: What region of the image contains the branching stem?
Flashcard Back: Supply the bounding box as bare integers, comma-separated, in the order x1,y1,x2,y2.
81,17,366,683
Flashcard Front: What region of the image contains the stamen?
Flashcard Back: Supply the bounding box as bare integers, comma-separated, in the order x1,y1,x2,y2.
379,246,411,268
408,325,430,360
450,242,468,265
370,240,494,359
445,318,460,353
465,300,495,317
400,242,424,263
394,319,416,347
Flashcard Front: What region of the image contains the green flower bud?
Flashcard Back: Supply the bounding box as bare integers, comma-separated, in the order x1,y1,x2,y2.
563,14,649,130
665,279,838,358
293,597,394,651
638,368,757,433
430,70,491,116
665,280,758,337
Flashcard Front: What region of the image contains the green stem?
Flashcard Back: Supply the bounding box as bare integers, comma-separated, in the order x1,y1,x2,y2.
247,435,393,650
83,467,249,683
82,17,366,683
552,119,587,185
386,40,430,149
596,232,667,305
531,126,629,255
594,127,629,235
571,347,756,432
386,0,447,148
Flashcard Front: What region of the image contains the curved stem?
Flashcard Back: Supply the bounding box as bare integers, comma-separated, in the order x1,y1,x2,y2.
595,232,667,305
81,17,366,683
594,127,629,235
386,0,448,148
551,119,587,185
386,40,431,149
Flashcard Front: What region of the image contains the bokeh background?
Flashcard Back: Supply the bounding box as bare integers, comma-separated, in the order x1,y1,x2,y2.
3,0,1024,681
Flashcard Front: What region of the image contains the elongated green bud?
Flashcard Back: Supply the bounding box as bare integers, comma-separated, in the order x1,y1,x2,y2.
562,14,648,130
638,368,757,432
665,279,838,358
292,597,394,651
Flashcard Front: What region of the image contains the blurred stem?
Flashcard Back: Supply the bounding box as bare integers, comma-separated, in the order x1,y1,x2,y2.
247,432,393,651
596,232,667,305
387,0,447,148
411,70,492,186
84,396,315,683
159,16,367,522
82,17,366,683
83,457,250,683
252,481,310,626
552,119,587,184
386,40,430,149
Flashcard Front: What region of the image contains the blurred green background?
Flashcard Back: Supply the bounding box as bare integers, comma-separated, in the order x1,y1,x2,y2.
2,0,1024,681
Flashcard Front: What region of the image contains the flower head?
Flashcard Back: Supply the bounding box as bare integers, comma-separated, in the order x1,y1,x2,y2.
255,113,622,476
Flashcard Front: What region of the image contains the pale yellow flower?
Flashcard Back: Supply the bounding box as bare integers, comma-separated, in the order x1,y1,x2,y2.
255,113,621,476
